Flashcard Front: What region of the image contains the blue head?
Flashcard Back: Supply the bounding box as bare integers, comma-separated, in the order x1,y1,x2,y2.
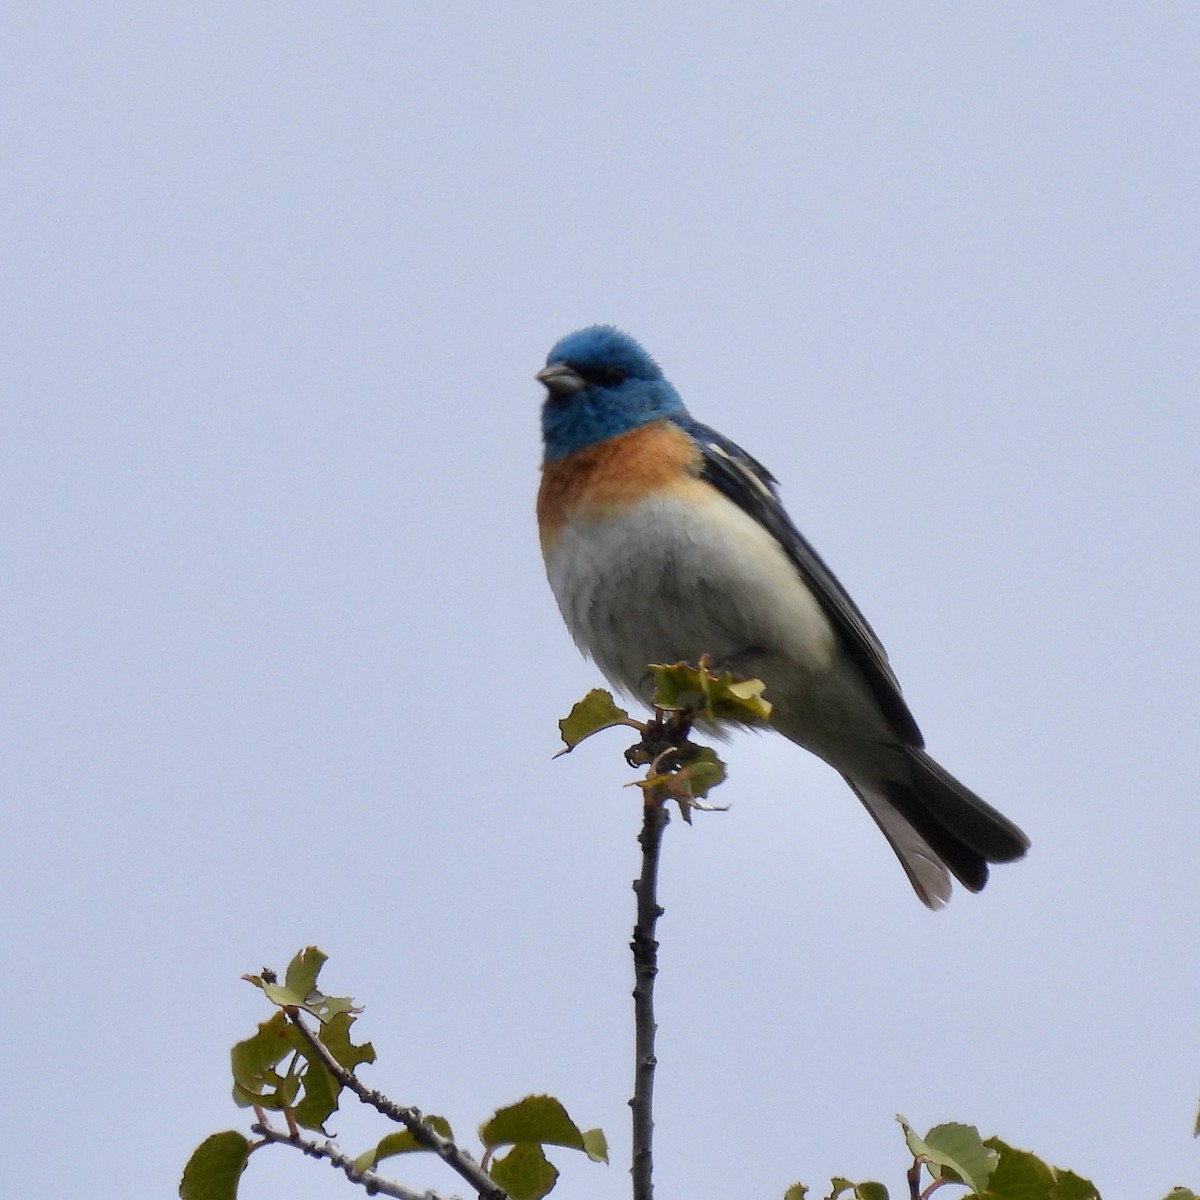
537,326,687,461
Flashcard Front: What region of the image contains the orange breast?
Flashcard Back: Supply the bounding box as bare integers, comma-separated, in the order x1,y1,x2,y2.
537,420,702,544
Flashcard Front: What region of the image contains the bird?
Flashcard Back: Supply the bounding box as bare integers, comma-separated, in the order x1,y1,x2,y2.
535,324,1029,908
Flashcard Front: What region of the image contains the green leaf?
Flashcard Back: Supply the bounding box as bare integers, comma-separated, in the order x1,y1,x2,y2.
557,689,637,753
649,661,707,711
853,1185,887,1200
283,946,326,997
967,1138,1099,1199
489,1141,559,1200
228,1006,357,1130
724,676,772,717
649,660,772,723
243,948,358,1023
580,1127,608,1164
826,1179,887,1200
676,744,726,798
899,1115,996,1193
977,1138,1061,1199
480,1095,587,1152
352,1116,454,1173
635,743,730,819
230,1012,293,1105
1050,1168,1101,1200
783,1185,808,1200
290,1055,339,1132
1161,1190,1200,1200
319,1011,376,1072
179,1131,251,1200
231,1059,301,1112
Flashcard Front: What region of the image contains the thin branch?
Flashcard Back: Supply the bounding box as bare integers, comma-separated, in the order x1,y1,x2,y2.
252,1121,451,1200
283,1008,507,1200
907,1158,923,1200
630,796,668,1200
919,1176,948,1200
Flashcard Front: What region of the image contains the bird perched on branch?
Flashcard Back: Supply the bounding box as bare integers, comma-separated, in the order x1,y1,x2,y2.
535,325,1029,907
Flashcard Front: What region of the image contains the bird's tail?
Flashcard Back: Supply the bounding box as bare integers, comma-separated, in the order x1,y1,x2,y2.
845,750,1030,909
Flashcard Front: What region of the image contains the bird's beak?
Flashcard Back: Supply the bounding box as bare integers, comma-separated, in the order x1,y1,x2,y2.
536,361,585,397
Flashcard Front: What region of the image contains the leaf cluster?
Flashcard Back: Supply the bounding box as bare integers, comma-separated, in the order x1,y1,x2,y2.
180,948,606,1200
557,660,770,817
480,1096,607,1200
787,1116,1163,1200
232,946,373,1130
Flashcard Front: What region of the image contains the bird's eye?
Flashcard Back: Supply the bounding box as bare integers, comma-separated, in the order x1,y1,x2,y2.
583,365,627,387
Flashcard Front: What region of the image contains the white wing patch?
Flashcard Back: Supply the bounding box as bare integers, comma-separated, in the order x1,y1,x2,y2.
706,441,774,499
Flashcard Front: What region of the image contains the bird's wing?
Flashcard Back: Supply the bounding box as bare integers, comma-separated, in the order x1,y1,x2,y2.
673,416,924,747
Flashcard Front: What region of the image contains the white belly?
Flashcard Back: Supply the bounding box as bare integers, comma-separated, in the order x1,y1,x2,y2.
543,491,903,769
544,491,833,690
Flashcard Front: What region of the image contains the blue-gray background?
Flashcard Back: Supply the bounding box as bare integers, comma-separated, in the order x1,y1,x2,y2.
4,5,1198,1197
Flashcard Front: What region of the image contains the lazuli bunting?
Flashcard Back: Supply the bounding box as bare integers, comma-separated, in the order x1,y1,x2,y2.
536,325,1029,907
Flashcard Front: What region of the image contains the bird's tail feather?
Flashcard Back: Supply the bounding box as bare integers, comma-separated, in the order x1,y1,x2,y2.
845,751,1030,909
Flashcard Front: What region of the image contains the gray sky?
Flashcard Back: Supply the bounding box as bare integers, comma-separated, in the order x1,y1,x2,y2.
4,4,1199,1198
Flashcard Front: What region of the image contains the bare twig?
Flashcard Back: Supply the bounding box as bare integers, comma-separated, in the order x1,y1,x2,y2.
252,1121,450,1200
283,1008,507,1200
630,795,669,1200
912,1152,931,1200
